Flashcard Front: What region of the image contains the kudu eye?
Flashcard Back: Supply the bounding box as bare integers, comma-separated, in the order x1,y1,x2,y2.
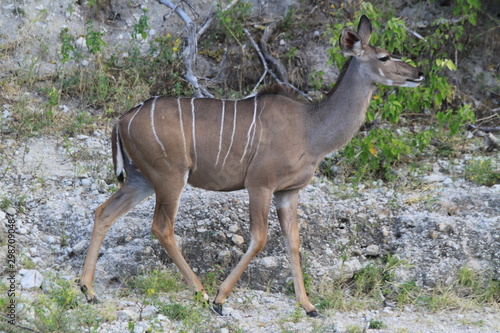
379,56,390,62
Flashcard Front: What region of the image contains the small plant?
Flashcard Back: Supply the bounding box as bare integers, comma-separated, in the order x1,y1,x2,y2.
464,158,500,186
346,325,363,333
60,27,80,64
78,303,104,333
129,269,184,295
308,70,325,91
202,265,225,295
317,255,411,311
369,318,386,329
85,21,107,55
455,267,500,303
290,303,303,323
132,9,151,40
395,280,420,305
215,1,252,43
158,302,190,321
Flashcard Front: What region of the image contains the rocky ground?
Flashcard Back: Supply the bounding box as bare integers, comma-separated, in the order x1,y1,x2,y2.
0,125,499,332
0,0,499,332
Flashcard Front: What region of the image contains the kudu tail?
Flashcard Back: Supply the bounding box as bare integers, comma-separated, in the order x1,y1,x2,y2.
112,124,126,185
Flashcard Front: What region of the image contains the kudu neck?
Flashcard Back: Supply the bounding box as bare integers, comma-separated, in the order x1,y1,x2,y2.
307,57,376,157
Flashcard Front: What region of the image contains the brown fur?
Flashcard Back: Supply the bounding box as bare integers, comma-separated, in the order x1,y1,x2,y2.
257,84,304,101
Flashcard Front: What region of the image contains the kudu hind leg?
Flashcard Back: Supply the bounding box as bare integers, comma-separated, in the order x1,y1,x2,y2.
80,180,153,301
275,190,319,316
150,179,209,302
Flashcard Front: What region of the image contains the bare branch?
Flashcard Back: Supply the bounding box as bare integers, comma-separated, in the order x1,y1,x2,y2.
157,0,213,97
243,28,268,95
244,28,312,101
403,25,427,42
466,124,500,133
260,22,288,83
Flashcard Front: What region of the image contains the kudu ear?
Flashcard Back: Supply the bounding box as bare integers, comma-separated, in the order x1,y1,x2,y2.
357,15,372,46
340,28,363,57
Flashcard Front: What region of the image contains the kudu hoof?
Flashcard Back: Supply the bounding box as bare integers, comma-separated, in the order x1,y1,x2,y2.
306,310,321,318
80,286,100,304
211,302,224,316
194,291,210,307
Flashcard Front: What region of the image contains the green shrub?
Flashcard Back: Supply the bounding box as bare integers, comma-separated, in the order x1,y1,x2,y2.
464,158,500,186
324,1,481,183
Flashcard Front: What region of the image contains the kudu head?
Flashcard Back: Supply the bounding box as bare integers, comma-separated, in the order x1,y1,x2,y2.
340,15,424,87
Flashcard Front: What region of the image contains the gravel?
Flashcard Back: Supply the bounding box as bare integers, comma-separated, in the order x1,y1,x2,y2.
1,132,499,332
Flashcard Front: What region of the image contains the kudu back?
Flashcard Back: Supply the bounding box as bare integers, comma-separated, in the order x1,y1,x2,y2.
80,15,423,316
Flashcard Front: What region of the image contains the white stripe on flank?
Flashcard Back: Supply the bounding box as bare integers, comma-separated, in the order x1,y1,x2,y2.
240,96,257,162
127,102,144,137
177,98,187,157
252,102,265,160
115,125,124,177
215,100,225,165
191,98,198,168
249,98,259,149
150,96,168,157
222,100,237,167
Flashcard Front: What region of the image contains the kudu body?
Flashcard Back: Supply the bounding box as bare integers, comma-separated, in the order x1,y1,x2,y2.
80,16,423,316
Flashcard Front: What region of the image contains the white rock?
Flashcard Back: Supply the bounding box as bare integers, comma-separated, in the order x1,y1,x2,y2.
423,173,445,183
229,224,239,233
81,178,91,187
19,270,43,290
141,305,156,317
365,244,380,256
75,36,86,48
260,256,278,268
116,309,137,321
72,239,88,254
232,234,244,245
135,321,150,333
45,235,56,244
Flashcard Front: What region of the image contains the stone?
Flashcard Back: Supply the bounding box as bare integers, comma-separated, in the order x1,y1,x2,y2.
423,173,445,183
217,250,232,264
232,234,244,245
330,259,362,280
45,235,57,244
365,244,380,257
116,309,137,321
260,256,278,269
19,270,43,290
72,239,88,254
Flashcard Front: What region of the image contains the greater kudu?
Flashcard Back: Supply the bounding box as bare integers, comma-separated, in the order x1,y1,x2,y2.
80,15,423,316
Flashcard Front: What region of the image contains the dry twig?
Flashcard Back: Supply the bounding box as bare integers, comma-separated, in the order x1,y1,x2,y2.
260,22,288,83
157,0,213,97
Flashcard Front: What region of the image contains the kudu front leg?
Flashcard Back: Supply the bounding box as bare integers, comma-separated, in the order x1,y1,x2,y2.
213,188,273,315
275,190,319,317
